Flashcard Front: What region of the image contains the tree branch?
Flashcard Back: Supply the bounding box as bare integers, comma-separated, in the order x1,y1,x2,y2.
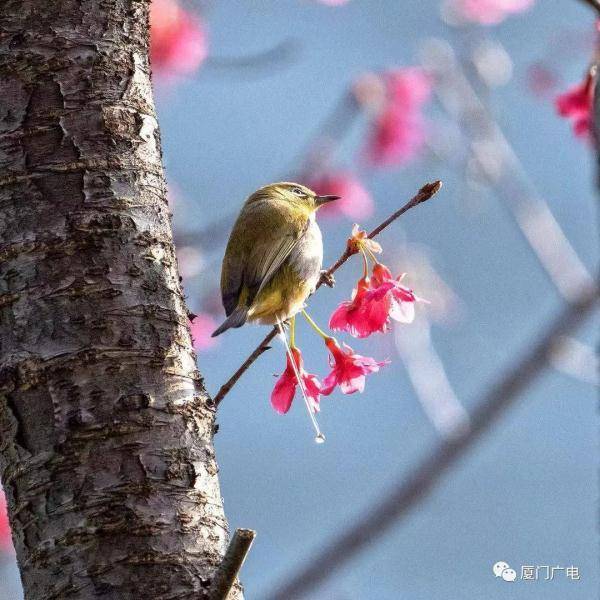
213,180,443,406
578,0,600,15
209,529,256,600
265,282,598,599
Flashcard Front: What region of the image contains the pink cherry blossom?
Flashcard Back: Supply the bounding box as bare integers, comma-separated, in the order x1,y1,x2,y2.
190,313,219,351
305,172,374,220
372,263,423,324
271,347,321,414
329,276,394,338
365,68,432,167
321,337,387,395
151,0,207,76
453,0,535,25
0,491,13,553
347,224,382,257
555,73,595,139
316,0,350,4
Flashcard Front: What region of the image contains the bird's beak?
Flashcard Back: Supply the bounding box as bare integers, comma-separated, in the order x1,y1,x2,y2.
315,194,341,207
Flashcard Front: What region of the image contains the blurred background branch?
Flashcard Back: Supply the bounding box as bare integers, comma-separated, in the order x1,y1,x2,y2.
422,39,595,302
578,0,600,15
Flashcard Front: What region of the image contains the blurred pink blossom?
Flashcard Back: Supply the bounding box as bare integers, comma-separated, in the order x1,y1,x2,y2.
305,172,374,220
453,0,535,25
387,68,432,107
151,0,207,76
526,62,559,98
190,313,219,351
316,0,350,5
555,72,594,139
365,68,432,167
0,491,13,553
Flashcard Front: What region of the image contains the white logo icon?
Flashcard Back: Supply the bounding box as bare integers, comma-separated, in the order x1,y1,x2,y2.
493,561,515,582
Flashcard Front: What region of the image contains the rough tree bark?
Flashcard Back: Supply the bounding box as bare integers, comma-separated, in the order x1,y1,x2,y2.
0,1,239,598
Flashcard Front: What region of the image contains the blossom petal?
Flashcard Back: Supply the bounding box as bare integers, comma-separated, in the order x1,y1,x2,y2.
271,347,323,413
389,298,415,323
330,278,394,338
322,337,386,395
303,373,322,412
339,374,365,394
320,372,338,396
271,374,296,414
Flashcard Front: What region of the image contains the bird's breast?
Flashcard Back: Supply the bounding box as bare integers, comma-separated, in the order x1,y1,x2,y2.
248,218,324,324
289,217,323,286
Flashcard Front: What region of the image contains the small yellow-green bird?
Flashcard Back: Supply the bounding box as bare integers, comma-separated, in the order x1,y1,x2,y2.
212,182,339,337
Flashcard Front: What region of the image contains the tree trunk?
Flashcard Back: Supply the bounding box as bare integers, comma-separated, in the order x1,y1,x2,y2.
0,1,239,598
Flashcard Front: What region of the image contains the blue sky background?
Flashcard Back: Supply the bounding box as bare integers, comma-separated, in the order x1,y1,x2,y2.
1,1,598,599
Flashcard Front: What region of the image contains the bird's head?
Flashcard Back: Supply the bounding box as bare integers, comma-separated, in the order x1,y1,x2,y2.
249,182,340,214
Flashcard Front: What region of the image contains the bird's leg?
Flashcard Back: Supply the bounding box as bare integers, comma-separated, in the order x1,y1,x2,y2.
275,317,293,333
319,270,335,288
276,318,325,444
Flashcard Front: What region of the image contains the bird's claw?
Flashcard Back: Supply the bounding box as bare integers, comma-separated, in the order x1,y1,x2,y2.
320,270,335,288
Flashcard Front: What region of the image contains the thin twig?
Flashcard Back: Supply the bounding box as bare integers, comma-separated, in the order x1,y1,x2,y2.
208,528,256,600
264,283,598,600
578,0,600,15
368,181,441,239
213,181,442,406
213,342,274,406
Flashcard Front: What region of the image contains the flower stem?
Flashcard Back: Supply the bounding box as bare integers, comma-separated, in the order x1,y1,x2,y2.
360,248,369,278
289,315,296,348
363,244,380,264
301,309,329,339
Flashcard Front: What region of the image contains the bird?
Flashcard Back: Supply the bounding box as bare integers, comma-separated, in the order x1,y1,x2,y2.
212,182,339,337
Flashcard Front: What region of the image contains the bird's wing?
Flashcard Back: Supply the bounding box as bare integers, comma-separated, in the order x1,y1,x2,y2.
220,200,308,315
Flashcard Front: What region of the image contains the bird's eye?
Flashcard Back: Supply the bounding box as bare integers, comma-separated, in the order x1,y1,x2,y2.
291,187,304,196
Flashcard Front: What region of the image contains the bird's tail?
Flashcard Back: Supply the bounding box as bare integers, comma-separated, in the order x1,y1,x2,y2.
211,306,249,337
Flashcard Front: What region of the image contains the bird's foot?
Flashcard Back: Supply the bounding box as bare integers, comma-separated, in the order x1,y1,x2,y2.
319,270,335,288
